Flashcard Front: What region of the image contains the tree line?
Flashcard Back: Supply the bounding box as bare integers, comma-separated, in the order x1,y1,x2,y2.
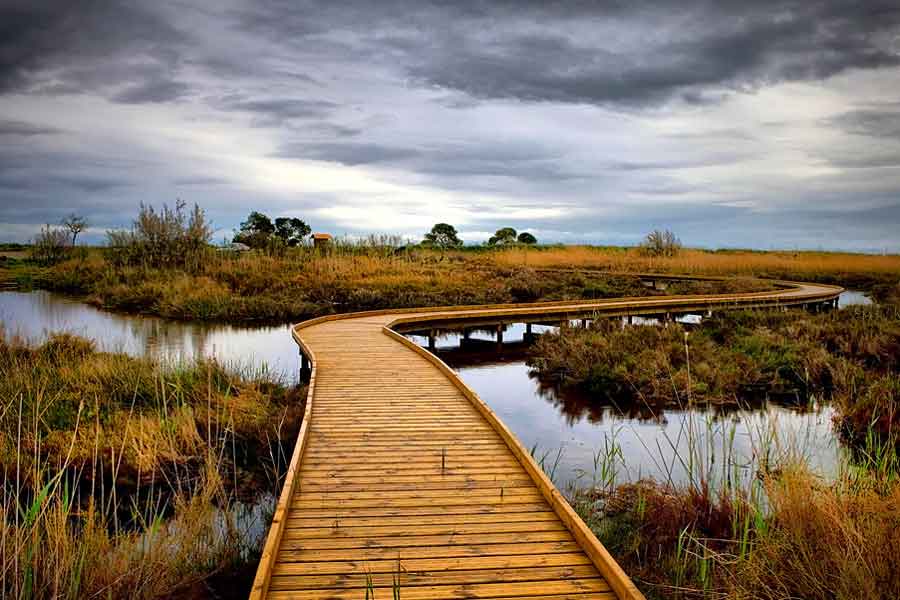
27,202,681,266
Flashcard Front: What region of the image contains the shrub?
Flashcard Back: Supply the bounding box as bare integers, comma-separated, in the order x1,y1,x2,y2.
106,200,212,271
641,229,682,257
30,225,70,265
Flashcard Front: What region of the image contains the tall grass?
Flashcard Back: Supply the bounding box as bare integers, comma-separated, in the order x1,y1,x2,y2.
551,305,900,599
0,333,302,599
490,245,900,286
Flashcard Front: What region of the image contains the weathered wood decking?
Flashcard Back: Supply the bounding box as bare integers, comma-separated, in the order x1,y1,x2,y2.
252,281,842,600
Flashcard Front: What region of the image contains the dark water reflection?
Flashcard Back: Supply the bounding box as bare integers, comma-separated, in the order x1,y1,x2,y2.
1,289,871,490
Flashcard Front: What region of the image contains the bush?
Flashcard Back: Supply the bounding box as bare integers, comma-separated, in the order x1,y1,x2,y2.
641,229,682,257
30,225,70,265
106,200,212,271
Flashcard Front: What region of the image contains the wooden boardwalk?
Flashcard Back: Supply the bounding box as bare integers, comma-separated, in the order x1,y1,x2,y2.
251,281,842,600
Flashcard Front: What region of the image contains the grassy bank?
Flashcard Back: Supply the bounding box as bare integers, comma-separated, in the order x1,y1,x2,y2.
0,333,304,599
7,247,777,322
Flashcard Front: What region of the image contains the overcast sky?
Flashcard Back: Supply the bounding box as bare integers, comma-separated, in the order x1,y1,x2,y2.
2,0,900,250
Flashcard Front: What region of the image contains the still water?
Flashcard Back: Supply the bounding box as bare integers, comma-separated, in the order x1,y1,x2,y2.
1,289,871,489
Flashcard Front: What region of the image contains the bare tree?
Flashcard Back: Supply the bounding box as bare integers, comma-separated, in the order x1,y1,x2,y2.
61,213,88,246
641,229,682,257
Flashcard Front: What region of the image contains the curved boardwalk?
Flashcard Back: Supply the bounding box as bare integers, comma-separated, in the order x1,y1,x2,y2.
252,281,842,600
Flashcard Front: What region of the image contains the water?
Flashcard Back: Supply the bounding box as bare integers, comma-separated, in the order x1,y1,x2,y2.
0,290,300,380
1,289,870,490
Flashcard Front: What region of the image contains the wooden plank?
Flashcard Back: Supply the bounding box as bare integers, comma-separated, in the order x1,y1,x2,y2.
269,565,602,590
282,520,568,539
278,530,573,551
271,552,594,576
282,502,554,520
267,578,613,599
284,510,561,529
274,540,586,563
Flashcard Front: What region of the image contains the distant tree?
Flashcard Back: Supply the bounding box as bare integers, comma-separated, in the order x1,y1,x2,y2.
423,223,463,250
517,231,537,245
234,211,276,249
61,213,88,246
641,229,682,257
274,217,311,246
487,227,518,246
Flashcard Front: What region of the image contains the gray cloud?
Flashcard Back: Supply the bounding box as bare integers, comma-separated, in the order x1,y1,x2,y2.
0,1,189,102
214,96,340,126
828,103,900,139
172,176,231,186
0,120,63,136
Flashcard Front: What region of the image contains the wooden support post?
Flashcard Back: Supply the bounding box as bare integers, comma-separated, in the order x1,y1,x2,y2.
428,330,436,351
463,328,471,340
526,323,533,335
496,324,504,345
581,319,588,329
627,315,633,325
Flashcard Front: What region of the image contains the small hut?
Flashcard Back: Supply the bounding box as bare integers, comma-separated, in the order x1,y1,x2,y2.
312,232,333,251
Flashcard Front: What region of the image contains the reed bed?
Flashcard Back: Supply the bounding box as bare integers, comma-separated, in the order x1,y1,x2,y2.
490,245,900,286
548,303,900,599
0,332,302,599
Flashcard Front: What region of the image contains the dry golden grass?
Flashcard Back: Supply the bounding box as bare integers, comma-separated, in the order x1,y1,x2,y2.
488,245,900,279
731,465,900,600
0,333,301,598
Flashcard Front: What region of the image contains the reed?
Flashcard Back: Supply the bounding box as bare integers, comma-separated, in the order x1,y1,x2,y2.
0,332,302,599
490,245,900,285
553,306,900,599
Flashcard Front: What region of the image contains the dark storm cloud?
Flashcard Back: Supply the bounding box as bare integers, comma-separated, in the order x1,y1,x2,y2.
400,1,900,107
0,0,189,102
224,0,900,109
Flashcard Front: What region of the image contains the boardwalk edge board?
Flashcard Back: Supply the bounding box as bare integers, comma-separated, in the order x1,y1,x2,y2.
250,276,842,600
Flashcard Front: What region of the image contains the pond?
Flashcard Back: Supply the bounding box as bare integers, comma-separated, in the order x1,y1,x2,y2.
1,289,872,490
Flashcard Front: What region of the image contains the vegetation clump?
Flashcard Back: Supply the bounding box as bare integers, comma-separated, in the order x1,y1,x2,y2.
528,305,900,445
